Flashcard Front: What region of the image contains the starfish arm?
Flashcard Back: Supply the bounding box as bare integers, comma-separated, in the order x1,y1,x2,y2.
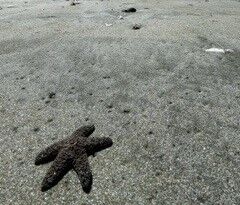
73,151,92,193
41,148,73,192
35,140,65,165
86,137,113,156
70,124,95,139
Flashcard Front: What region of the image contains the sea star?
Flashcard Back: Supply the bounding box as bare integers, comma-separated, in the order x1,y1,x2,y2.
35,124,113,193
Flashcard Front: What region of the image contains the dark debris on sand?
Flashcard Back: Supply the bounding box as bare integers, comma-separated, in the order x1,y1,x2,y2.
122,7,137,13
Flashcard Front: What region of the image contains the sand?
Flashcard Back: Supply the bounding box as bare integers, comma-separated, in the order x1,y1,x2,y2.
0,0,240,204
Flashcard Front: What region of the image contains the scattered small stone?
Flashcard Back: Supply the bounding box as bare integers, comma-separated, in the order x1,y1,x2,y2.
144,143,148,149
103,76,110,79
107,103,113,109
48,92,56,99
70,2,76,6
122,108,131,113
148,131,153,135
20,76,25,79
18,160,25,166
47,118,53,123
122,7,136,13
21,87,26,90
88,92,93,96
132,24,141,30
33,127,40,132
106,87,110,90
85,117,89,121
45,100,51,104
155,171,161,176
12,127,18,133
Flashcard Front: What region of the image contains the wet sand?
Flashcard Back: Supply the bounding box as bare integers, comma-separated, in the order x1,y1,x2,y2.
0,0,240,204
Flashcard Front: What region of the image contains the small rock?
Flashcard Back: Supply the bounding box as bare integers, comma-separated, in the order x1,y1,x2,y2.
48,92,56,99
122,8,136,13
12,127,18,133
107,103,113,109
33,127,40,132
132,24,141,30
47,118,53,123
122,108,131,113
45,100,51,104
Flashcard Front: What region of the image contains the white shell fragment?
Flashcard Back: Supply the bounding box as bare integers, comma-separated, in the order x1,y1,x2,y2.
205,48,234,54
105,23,113,27
7,5,16,8
118,15,124,20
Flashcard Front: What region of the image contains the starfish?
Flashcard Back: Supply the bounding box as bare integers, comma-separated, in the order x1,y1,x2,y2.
35,124,113,193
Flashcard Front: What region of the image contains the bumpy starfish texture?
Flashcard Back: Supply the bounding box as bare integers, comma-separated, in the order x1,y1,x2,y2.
35,125,113,193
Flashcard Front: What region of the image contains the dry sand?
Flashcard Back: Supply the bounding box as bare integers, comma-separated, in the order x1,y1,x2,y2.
0,0,240,204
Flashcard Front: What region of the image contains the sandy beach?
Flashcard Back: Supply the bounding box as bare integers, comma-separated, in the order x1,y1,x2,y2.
0,0,240,204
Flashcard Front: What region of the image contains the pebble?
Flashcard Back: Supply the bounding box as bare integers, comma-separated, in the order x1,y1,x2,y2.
122,8,137,13
132,24,141,30
48,92,56,99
